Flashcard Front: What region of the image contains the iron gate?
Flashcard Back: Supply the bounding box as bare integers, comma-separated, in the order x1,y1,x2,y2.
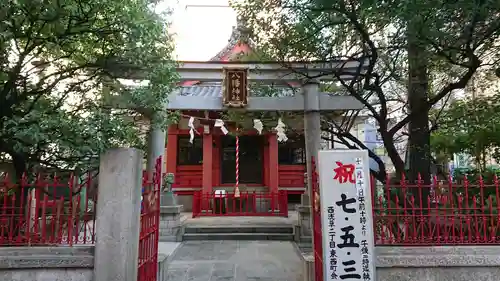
138,157,162,281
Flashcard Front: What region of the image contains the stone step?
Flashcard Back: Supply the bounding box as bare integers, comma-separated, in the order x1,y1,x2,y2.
183,232,294,241
159,235,178,242
295,242,313,253
299,235,312,243
184,226,293,234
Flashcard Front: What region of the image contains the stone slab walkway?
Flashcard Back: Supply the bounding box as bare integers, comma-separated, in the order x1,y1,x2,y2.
166,241,303,281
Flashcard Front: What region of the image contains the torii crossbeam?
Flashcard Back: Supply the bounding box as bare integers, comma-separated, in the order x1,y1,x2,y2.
167,60,366,111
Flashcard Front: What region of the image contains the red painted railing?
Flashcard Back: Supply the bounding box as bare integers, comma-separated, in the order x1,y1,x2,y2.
0,172,96,246
373,175,500,245
311,157,323,281
138,157,162,281
192,190,288,217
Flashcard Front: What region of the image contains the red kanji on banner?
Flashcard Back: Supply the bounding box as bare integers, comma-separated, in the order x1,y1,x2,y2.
333,161,355,184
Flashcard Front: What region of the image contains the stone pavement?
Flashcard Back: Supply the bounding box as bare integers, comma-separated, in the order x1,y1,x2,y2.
166,241,303,281
159,242,181,257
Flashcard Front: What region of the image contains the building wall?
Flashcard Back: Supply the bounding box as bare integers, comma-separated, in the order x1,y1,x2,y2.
169,120,307,190
169,118,307,211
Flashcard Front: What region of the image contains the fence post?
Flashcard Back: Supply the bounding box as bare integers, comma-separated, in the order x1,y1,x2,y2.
93,148,143,281
192,191,198,218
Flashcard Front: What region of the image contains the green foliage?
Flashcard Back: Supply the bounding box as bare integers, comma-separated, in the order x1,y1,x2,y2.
0,0,178,172
232,0,500,180
453,167,500,183
431,92,500,170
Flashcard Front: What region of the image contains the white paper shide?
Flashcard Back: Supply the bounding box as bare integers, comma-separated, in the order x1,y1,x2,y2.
317,150,376,281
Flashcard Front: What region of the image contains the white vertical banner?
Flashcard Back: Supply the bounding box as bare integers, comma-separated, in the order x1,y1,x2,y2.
317,150,376,281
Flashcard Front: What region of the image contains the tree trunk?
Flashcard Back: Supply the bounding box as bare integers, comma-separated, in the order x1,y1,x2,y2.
407,29,431,207
12,154,27,180
381,131,405,179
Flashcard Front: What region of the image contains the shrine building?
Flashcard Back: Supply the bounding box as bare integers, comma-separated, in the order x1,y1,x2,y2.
164,22,365,212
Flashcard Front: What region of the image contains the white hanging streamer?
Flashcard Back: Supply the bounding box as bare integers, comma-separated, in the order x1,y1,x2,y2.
184,115,288,142
253,119,263,134
275,118,288,142
214,119,229,135
188,117,195,143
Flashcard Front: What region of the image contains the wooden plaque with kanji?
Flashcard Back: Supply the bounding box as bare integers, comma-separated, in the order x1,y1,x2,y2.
222,68,248,108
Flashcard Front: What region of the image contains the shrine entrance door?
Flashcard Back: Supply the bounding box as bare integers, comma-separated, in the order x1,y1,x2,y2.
220,135,264,184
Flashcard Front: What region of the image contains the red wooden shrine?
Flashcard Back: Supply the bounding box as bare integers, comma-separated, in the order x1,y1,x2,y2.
165,119,306,208
164,23,306,210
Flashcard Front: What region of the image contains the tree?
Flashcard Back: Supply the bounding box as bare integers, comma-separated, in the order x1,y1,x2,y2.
231,0,500,185
431,91,500,172
0,0,177,176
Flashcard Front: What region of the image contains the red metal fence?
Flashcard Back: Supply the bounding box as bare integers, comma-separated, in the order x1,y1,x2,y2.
373,175,500,245
311,158,324,281
138,157,162,281
1,157,163,280
0,171,96,246
312,163,500,247
192,190,288,217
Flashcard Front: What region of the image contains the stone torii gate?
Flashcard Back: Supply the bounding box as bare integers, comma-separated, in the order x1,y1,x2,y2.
146,60,367,238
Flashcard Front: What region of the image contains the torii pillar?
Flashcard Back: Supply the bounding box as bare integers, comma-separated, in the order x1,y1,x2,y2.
297,81,321,240
146,122,166,178
303,81,321,203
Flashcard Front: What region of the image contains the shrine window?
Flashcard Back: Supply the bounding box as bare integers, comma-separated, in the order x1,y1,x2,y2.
177,136,203,165
278,135,306,165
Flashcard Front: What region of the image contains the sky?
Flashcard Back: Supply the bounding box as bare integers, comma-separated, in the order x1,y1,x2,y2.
159,0,237,61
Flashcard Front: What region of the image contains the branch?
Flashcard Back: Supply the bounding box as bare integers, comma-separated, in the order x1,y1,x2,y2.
321,119,388,182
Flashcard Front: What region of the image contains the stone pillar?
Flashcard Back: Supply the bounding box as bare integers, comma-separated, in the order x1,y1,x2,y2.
165,125,178,175
299,81,321,240
147,120,180,208
159,205,184,242
93,148,143,281
146,124,166,177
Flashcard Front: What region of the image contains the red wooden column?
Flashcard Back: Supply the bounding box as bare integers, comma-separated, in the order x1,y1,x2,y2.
268,134,279,194
202,133,213,193
166,125,178,175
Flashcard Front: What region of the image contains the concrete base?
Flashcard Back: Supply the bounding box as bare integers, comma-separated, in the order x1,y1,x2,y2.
157,254,168,281
302,253,315,281
299,246,500,281
0,244,181,281
0,246,94,281
176,195,193,212
157,242,181,281
159,205,184,242
160,192,177,206
295,205,312,242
